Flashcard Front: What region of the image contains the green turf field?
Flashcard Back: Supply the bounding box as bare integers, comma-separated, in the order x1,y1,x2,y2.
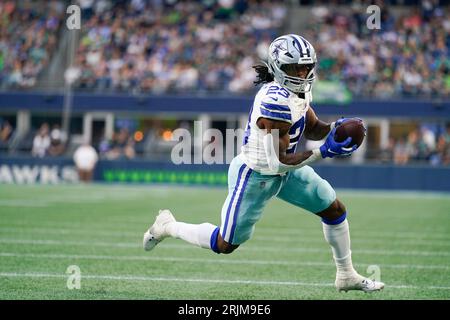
0,184,449,300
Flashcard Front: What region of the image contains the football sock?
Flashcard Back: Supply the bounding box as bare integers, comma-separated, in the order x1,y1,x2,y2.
167,222,217,250
322,214,356,277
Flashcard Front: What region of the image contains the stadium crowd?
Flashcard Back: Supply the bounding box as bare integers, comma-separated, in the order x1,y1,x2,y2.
73,0,286,94
303,1,450,98
378,125,450,166
0,0,448,99
72,0,449,98
0,0,64,89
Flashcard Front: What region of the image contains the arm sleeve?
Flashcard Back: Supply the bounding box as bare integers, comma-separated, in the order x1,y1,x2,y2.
262,133,322,174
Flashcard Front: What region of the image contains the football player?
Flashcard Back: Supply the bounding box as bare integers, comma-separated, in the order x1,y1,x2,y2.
143,34,384,292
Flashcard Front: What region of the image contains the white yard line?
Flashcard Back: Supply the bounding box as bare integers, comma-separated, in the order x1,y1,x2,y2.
2,184,448,199
0,271,449,291
259,228,450,240
3,220,450,240
0,252,448,271
1,227,449,247
0,201,49,207
0,194,152,207
1,238,449,257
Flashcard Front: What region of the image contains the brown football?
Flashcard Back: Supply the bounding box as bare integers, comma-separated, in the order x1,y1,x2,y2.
334,118,366,147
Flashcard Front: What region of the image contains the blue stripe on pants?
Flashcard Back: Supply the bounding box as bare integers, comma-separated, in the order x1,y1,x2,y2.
222,164,246,241
228,167,252,243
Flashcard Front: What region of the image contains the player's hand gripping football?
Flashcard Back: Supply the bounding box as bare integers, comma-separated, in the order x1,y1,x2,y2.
319,127,358,158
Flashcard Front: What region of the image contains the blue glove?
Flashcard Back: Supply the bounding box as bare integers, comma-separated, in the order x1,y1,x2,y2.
319,128,358,158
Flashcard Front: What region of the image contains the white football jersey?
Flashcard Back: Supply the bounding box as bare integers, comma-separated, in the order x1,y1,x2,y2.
240,81,312,175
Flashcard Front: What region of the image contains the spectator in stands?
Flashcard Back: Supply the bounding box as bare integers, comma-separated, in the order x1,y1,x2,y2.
73,141,99,182
378,137,395,163
393,136,410,165
431,125,450,166
105,128,135,160
32,123,51,158
406,128,434,162
430,134,448,165
98,132,112,158
0,120,13,143
0,120,13,152
405,129,420,161
48,124,66,157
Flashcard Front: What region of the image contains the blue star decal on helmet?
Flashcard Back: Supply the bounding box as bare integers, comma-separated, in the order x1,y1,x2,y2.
271,40,287,62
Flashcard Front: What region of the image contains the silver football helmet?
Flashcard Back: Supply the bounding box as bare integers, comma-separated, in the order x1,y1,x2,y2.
267,34,317,93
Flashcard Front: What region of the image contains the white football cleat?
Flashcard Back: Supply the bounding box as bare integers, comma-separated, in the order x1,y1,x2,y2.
143,209,176,251
336,273,385,293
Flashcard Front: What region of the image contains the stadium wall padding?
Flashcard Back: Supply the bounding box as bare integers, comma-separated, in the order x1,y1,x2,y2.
0,156,449,192
1,92,450,118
